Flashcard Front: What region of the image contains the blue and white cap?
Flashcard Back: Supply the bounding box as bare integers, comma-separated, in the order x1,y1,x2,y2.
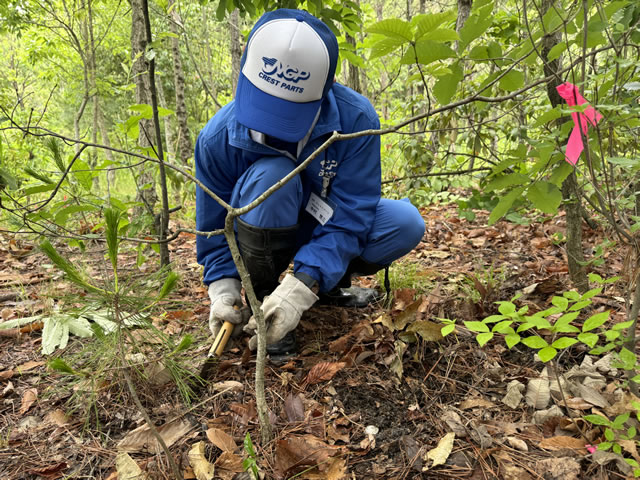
236,9,339,143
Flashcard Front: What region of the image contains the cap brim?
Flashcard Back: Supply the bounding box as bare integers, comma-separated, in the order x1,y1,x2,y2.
235,72,321,143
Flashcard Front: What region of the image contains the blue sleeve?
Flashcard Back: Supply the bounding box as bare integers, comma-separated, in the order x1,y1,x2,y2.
294,109,381,292
195,130,240,285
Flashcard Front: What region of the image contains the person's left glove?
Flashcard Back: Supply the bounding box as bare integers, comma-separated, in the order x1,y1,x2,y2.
244,274,318,350
208,278,249,338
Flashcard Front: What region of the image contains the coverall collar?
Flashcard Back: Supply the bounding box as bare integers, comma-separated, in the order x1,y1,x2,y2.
227,87,342,156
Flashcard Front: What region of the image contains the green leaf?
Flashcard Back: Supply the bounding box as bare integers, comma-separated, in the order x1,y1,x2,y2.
578,332,599,348
585,414,610,426
613,320,634,331
488,186,525,225
604,428,615,441
581,287,602,300
369,37,406,59
71,159,93,191
459,3,493,46
441,324,456,336
582,311,610,332
464,321,490,333
22,184,57,196
433,62,463,104
498,302,516,315
172,334,193,355
547,42,567,61
552,337,578,349
40,240,100,293
492,320,514,333
552,296,569,311
532,107,562,128
158,271,179,301
499,70,525,92
55,204,98,226
243,432,256,457
521,335,548,349
485,173,529,192
483,314,508,323
67,316,93,337
538,346,558,362
413,11,456,40
420,28,459,42
129,103,154,119
368,18,413,41
48,358,78,375
569,300,592,311
401,40,456,65
476,332,494,347
619,348,637,370
527,181,562,214
505,333,521,348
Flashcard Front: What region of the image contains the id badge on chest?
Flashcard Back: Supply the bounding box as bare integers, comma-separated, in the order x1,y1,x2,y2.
305,192,335,225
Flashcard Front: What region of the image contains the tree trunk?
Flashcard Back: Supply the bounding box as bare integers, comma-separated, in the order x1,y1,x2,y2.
156,79,175,160
131,0,158,216
539,0,588,292
345,32,361,93
168,0,192,165
229,9,242,96
456,0,473,32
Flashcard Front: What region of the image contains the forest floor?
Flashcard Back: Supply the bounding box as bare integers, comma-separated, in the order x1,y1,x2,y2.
0,202,636,479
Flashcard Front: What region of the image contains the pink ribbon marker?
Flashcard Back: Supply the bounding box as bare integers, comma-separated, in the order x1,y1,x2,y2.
556,82,603,166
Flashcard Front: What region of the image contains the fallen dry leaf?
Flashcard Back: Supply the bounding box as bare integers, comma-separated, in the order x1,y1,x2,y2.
393,298,421,330
16,360,45,373
19,388,37,415
305,362,346,386
539,435,587,454
274,434,340,478
302,457,348,480
0,369,14,380
526,376,550,409
423,432,455,470
28,462,68,479
284,393,305,423
537,456,581,480
44,409,69,426
188,441,214,480
406,320,443,342
115,452,148,480
118,418,193,452
211,380,243,392
214,451,244,479
460,398,495,410
506,436,528,452
206,428,236,452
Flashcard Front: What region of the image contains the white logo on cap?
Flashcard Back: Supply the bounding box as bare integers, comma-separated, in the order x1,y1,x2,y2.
261,57,311,83
242,18,330,103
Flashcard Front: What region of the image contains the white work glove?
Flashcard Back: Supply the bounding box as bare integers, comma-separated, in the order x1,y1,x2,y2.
208,278,249,338
244,274,318,350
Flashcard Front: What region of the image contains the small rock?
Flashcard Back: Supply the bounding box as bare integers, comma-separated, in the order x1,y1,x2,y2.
594,353,618,376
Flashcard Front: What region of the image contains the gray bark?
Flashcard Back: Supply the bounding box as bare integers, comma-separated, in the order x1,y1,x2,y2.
229,9,242,96
168,0,192,165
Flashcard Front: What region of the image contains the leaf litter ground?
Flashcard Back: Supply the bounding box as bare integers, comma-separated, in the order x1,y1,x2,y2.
0,204,633,479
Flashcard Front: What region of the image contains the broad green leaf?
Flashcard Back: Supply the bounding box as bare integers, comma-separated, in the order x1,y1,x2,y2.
22,184,57,196
492,321,514,333
483,314,508,323
433,62,462,104
527,181,562,214
619,348,637,369
582,311,610,332
552,296,569,311
413,11,456,40
581,287,603,300
129,103,154,119
459,3,493,46
499,70,525,92
476,332,494,346
55,204,98,226
441,324,456,336
613,320,634,331
498,302,516,315
505,333,521,348
488,186,525,225
464,321,489,333
552,337,578,349
485,173,529,192
547,42,567,61
538,346,558,362
521,335,548,349
532,107,562,128
421,28,459,42
569,300,592,311
48,358,78,375
369,37,406,59
368,19,413,41
400,40,456,65
578,332,599,348
71,159,93,191
468,45,488,60
585,414,610,426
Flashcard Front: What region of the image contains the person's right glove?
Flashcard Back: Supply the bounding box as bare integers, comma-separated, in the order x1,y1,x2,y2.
244,274,318,350
208,278,249,338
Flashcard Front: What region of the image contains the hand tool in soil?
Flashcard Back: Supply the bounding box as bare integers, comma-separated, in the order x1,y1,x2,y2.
199,319,234,380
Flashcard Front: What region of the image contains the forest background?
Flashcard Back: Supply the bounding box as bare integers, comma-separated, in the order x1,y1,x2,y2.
0,0,640,478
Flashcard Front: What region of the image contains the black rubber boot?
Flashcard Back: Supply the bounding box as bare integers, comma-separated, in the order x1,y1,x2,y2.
319,257,387,307
237,219,300,356
237,219,299,301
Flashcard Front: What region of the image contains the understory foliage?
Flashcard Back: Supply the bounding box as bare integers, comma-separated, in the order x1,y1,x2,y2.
0,0,639,472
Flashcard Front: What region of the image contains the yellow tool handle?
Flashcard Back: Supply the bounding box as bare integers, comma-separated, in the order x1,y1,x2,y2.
210,321,234,357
